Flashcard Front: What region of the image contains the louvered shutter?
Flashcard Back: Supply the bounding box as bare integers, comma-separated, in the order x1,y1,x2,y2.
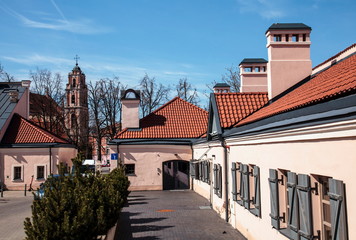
194,162,199,180
231,162,237,201
296,174,313,240
287,172,299,240
190,162,196,178
242,164,250,209
328,179,348,240
251,165,261,217
218,164,223,198
213,164,218,195
237,164,243,206
204,161,208,183
199,162,203,180
269,169,280,229
207,162,210,184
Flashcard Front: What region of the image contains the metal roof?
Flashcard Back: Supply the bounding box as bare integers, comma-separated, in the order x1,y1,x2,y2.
0,82,26,132
266,23,312,33
239,58,268,65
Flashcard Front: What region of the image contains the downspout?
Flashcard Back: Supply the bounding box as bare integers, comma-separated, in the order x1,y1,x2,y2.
222,139,229,223
49,146,52,175
190,143,194,190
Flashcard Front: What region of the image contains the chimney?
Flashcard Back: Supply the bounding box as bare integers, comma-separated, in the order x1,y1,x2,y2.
266,23,312,99
121,89,140,129
239,58,268,93
21,80,31,88
213,83,230,93
9,90,19,103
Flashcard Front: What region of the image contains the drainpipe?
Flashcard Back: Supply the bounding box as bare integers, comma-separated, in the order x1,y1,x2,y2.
190,143,194,190
49,146,52,175
222,139,229,223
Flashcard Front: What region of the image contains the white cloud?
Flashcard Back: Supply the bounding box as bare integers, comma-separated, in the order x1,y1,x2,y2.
0,3,112,34
237,0,286,19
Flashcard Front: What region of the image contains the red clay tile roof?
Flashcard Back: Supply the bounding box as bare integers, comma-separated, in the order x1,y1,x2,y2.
1,113,69,144
237,53,356,126
116,97,208,139
215,92,269,128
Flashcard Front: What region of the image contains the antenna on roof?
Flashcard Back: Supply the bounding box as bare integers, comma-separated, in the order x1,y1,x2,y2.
74,55,80,66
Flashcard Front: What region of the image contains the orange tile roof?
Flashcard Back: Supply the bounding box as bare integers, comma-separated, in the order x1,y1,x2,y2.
215,92,269,128
116,97,208,139
1,113,69,144
237,53,356,126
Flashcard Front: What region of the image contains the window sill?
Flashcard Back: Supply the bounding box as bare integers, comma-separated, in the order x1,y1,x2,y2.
125,174,136,177
12,179,24,182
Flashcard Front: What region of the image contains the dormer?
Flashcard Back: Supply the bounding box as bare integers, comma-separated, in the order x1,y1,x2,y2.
239,58,268,93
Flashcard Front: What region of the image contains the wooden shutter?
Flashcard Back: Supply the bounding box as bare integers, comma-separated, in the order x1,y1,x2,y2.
251,165,261,217
218,164,223,198
269,169,280,229
237,164,243,206
194,162,199,180
242,164,250,209
199,162,202,180
190,162,196,178
287,172,299,240
328,179,348,240
296,174,313,240
204,161,208,183
213,164,218,195
231,162,237,201
207,162,210,184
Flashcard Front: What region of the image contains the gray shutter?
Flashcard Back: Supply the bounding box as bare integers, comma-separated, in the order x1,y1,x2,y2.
252,166,261,217
242,164,250,209
213,164,218,195
296,174,313,240
287,172,299,240
231,162,237,201
207,162,210,184
194,162,199,180
204,161,208,183
328,179,348,240
190,162,196,178
269,169,280,229
237,164,243,206
199,162,202,180
218,164,223,198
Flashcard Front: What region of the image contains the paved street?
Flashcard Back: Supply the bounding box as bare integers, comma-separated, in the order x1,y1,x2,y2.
116,190,246,240
0,191,33,240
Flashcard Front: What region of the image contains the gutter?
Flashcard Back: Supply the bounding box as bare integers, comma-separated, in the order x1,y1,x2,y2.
221,138,229,223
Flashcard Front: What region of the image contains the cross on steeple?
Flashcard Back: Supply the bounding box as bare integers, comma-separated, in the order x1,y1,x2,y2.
74,55,80,66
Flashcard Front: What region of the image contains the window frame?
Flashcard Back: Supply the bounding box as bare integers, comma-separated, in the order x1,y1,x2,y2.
124,164,135,176
35,165,46,180
12,165,24,182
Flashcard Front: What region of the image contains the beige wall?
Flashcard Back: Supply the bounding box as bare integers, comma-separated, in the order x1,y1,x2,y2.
0,147,76,190
110,144,192,191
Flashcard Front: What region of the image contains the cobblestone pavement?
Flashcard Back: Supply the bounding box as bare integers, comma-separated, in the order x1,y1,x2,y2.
116,190,246,240
0,191,33,240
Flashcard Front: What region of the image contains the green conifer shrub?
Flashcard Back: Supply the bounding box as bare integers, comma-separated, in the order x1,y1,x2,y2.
24,154,130,240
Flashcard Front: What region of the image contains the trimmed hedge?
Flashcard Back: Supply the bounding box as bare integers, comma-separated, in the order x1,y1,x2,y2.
24,162,130,240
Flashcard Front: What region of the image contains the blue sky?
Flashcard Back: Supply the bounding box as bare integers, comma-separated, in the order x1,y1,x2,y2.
0,0,355,101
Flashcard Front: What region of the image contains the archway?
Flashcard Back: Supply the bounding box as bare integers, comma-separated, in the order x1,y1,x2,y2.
162,160,189,190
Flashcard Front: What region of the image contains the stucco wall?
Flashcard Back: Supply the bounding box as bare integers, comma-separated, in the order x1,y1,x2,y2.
0,147,77,190
110,144,192,191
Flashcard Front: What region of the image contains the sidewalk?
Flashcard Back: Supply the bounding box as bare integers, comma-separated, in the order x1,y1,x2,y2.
116,190,246,240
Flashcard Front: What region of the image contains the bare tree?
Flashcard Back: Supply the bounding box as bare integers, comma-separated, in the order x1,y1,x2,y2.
100,77,125,139
0,63,15,82
88,81,106,161
176,77,199,105
221,65,240,92
140,74,170,117
29,68,65,136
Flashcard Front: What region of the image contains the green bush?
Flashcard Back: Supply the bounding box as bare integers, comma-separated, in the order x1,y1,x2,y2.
24,158,130,240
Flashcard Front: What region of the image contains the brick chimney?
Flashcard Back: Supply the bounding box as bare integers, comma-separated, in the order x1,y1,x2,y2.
239,58,268,93
121,89,140,129
213,83,230,93
266,23,312,99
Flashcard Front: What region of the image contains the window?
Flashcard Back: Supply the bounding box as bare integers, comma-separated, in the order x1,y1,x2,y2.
36,166,45,179
71,114,77,128
71,95,75,104
269,169,348,240
13,166,22,180
72,78,76,87
292,34,299,42
274,34,282,42
232,163,261,217
244,67,252,72
254,67,260,72
213,164,222,198
124,164,135,175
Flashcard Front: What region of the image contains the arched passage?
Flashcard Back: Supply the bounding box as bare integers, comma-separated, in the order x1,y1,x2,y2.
162,160,189,190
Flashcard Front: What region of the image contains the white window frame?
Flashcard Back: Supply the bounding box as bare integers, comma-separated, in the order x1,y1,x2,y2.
34,164,47,181
12,165,24,182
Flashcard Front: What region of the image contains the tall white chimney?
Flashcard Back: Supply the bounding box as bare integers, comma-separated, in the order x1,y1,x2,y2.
266,23,312,99
121,89,140,129
239,58,268,93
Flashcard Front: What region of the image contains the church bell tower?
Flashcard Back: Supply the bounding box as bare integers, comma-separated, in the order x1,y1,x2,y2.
64,55,89,146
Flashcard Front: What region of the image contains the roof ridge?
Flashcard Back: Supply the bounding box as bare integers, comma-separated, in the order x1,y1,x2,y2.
214,92,268,95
